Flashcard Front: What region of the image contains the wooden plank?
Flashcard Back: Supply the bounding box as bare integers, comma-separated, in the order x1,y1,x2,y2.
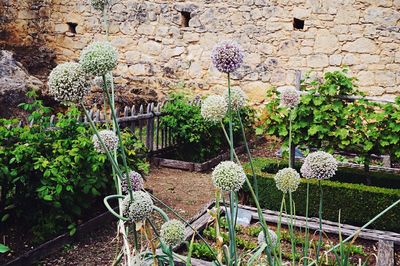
159,158,194,172
155,103,160,151
237,204,400,245
139,104,144,143
377,240,394,266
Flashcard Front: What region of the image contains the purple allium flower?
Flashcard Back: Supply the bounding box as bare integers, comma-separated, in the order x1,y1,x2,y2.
279,86,300,108
92,130,119,153
300,151,338,180
211,40,244,73
122,171,144,193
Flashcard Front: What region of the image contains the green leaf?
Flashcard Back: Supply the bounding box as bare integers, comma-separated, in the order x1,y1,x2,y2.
0,244,10,253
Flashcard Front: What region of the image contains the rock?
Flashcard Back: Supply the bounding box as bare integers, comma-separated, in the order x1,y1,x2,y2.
342,38,378,53
307,54,329,68
0,50,44,117
314,30,339,53
375,71,396,86
364,7,400,26
334,7,360,24
357,71,375,86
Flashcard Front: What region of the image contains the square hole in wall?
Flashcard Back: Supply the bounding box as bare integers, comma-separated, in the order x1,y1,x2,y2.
180,11,191,27
293,18,304,30
67,22,78,33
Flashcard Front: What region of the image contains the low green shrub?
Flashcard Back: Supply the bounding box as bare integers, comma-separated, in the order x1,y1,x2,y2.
242,158,400,232
0,91,148,242
161,93,255,162
258,157,400,189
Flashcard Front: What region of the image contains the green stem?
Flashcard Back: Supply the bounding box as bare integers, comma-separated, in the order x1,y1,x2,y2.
277,195,285,263
289,192,296,266
316,180,323,263
288,110,293,168
80,103,124,181
303,183,310,266
103,194,129,221
219,125,275,265
154,206,170,222
237,110,259,198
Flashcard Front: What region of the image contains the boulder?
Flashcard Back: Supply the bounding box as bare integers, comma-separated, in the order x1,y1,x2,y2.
0,50,44,118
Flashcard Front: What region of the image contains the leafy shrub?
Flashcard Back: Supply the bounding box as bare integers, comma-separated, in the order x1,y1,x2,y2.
161,93,255,162
258,157,400,189
258,69,400,168
242,157,400,232
0,91,148,242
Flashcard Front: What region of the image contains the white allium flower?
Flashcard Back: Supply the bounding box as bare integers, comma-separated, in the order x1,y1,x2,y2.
130,255,143,266
122,170,144,193
300,151,338,180
258,229,278,247
93,72,112,89
80,41,118,77
90,0,108,10
280,86,300,108
223,87,247,111
92,130,119,153
48,62,90,103
201,95,228,124
121,191,153,222
211,161,246,192
160,219,185,247
274,168,301,193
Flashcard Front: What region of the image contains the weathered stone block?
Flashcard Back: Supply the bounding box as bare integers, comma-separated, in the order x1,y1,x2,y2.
314,30,339,54
307,54,329,68
342,38,378,53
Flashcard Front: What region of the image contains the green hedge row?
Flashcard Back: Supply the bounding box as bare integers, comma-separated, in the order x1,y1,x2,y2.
259,157,400,189
242,158,400,232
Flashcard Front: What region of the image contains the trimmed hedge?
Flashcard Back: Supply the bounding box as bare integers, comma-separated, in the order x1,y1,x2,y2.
242,158,400,232
259,157,400,189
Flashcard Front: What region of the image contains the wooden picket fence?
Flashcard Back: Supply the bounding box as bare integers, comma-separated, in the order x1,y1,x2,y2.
14,97,203,154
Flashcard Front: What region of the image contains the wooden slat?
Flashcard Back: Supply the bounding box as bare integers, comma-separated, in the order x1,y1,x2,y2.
377,240,394,266
237,204,400,245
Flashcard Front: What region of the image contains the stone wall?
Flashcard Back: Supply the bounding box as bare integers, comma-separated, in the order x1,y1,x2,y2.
2,0,400,102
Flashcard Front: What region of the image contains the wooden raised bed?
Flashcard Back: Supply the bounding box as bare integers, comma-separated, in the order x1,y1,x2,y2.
180,202,400,266
152,138,263,172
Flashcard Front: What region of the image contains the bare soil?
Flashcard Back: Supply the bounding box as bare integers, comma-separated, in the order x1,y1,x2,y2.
39,167,215,265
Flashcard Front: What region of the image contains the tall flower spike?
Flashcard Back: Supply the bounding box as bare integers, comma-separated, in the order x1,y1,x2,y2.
274,168,301,193
80,41,118,77
90,0,109,10
92,129,119,153
280,86,300,109
223,87,247,111
48,62,90,103
121,170,144,194
211,40,244,73
121,191,153,222
201,95,228,124
160,219,185,247
211,161,246,192
300,151,338,180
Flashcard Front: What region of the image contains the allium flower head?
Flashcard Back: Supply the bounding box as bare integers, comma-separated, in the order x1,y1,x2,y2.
160,219,185,247
130,255,143,266
122,170,144,194
201,95,228,124
211,40,244,73
258,229,278,247
300,151,338,180
121,191,153,222
280,87,300,108
92,130,119,153
223,87,247,111
274,168,301,193
80,41,118,77
90,0,108,10
48,62,90,103
212,161,246,191
93,72,112,89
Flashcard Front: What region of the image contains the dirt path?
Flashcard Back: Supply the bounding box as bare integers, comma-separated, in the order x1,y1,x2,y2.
40,167,215,265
